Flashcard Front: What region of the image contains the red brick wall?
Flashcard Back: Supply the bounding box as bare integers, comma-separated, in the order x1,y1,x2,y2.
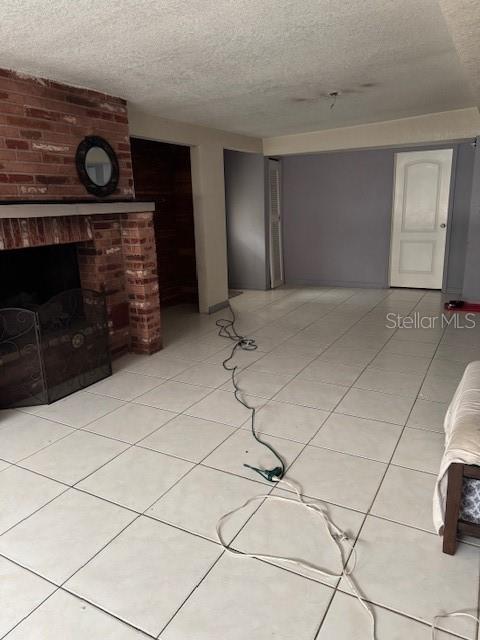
0,68,134,200
77,216,129,356
0,215,92,249
78,212,161,355
121,212,162,353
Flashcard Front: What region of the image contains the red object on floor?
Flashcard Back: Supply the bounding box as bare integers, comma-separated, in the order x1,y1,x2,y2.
444,301,480,312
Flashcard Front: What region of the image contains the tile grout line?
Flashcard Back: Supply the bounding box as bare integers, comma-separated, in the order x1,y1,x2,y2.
5,394,140,468
156,289,424,637
0,551,158,640
138,290,329,636
315,296,476,639
141,288,371,509
0,294,416,636
311,290,437,638
151,290,356,637
233,292,432,637
152,289,374,637
1,294,456,542
1,288,467,638
225,290,462,640
1,288,363,476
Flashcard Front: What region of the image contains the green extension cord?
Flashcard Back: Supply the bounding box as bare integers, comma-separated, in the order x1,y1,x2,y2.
216,304,285,483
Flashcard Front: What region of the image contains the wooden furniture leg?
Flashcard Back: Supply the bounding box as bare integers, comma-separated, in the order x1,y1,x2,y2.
443,463,464,555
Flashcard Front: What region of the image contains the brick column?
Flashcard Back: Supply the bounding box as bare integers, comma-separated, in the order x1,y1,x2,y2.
120,212,161,354
77,215,130,357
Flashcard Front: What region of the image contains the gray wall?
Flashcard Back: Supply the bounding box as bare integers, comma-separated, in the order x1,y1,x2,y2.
282,143,475,291
224,150,269,290
462,142,480,299
445,143,475,294
282,149,394,288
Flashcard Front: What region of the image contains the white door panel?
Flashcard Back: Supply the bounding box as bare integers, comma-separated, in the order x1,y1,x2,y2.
390,149,452,289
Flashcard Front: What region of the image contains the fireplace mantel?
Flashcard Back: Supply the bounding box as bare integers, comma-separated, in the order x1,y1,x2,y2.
0,201,155,219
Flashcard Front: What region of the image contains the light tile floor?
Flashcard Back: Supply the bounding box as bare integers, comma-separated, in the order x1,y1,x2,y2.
1,286,480,639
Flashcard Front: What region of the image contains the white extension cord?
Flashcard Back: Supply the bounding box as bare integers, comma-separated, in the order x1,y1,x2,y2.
216,478,480,639
217,476,376,637
431,613,479,640
215,303,479,639
217,479,480,639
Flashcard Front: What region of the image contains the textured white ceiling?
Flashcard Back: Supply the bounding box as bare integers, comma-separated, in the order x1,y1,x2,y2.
438,0,480,107
0,0,475,137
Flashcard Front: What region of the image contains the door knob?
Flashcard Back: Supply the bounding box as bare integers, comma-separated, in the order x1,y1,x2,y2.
440,223,446,228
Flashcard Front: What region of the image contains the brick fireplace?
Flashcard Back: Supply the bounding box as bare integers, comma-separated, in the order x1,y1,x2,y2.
0,206,161,356
0,68,161,357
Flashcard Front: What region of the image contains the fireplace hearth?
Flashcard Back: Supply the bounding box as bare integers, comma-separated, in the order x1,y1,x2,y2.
0,288,111,408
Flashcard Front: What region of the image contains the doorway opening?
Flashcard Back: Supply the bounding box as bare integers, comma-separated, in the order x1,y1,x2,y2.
223,150,282,294
130,138,198,309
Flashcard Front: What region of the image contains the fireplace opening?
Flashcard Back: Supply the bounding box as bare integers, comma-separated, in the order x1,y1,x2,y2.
0,241,111,408
0,243,81,309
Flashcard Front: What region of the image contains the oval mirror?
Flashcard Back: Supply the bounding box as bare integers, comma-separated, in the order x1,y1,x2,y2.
76,136,119,197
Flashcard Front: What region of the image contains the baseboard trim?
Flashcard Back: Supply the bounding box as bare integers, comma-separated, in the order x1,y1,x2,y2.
444,288,462,296
207,300,229,314
285,278,388,289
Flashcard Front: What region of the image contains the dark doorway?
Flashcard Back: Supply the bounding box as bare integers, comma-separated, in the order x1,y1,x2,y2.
130,138,198,308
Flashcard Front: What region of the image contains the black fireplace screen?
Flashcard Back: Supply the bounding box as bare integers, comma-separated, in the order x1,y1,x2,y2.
0,289,111,409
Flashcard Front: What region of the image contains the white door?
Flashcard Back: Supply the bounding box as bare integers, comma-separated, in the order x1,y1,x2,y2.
268,159,284,288
390,149,453,289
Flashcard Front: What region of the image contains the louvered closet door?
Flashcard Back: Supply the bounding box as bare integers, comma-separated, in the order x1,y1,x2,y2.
268,159,284,288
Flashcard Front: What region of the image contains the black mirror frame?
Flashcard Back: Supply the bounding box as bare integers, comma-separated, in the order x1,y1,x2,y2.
75,136,120,198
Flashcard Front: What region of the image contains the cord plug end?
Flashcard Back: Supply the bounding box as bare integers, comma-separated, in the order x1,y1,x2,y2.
243,464,284,482
269,466,284,481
